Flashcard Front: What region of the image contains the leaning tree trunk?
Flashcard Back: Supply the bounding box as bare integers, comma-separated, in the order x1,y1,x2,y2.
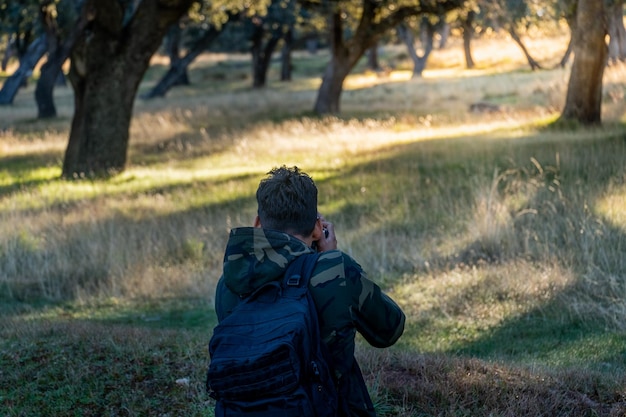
607,0,626,63
0,35,46,105
35,51,65,118
559,35,574,68
251,26,282,88
312,0,463,115
280,26,294,81
559,13,577,68
62,0,193,178
397,21,435,78
313,9,367,114
366,44,380,71
508,26,542,70
461,10,475,69
142,15,235,99
36,9,90,119
313,55,355,114
560,0,608,125
165,23,190,86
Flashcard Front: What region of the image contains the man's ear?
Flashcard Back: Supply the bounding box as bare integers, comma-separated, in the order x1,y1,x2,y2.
254,215,262,228
310,217,323,240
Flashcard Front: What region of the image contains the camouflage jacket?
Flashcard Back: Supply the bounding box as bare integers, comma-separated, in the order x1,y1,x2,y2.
214,227,406,417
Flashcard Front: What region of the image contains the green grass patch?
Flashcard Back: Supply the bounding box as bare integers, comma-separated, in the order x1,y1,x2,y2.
1,319,214,416
2,34,626,415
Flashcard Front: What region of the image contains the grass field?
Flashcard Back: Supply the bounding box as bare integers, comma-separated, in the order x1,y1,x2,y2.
1,30,626,416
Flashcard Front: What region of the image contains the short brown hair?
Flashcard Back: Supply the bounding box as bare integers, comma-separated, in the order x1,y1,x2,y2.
256,166,318,236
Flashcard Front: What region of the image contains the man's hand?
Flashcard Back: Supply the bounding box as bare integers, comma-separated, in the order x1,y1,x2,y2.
316,215,337,252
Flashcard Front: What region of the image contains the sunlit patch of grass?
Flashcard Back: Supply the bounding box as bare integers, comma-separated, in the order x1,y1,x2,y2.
128,114,556,197
532,332,626,372
595,185,626,232
0,165,61,187
393,261,575,351
1,30,626,416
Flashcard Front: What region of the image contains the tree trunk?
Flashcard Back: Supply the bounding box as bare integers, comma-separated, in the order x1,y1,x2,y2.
305,37,318,54
166,23,190,86
35,54,64,118
312,0,464,115
560,0,608,125
251,24,282,88
313,57,353,114
280,27,293,81
36,8,91,119
1,36,15,72
437,21,450,49
559,35,574,68
461,10,475,69
142,16,235,99
366,44,380,71
607,0,626,63
0,35,47,105
397,21,434,78
508,26,542,70
559,13,577,68
63,43,142,177
62,0,193,178
313,9,361,114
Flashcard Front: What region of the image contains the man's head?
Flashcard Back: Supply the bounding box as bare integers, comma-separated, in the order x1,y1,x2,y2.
256,166,318,237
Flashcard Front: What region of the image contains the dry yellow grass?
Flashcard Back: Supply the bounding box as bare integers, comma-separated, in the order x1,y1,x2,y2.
2,30,626,417
1,31,625,317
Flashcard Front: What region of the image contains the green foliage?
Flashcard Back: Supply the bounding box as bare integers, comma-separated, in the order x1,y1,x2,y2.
472,0,566,36
189,0,271,28
0,0,42,57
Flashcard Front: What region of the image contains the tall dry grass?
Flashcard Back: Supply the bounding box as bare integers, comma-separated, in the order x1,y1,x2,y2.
2,30,626,417
1,32,625,334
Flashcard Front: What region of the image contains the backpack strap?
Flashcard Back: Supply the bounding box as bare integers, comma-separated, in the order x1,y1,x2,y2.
282,252,326,363
284,252,340,413
282,252,321,290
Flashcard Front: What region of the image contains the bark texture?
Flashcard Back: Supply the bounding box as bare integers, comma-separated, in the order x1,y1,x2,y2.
313,0,464,114
251,23,283,88
461,11,476,69
62,0,193,178
143,14,238,99
560,0,608,125
397,19,436,78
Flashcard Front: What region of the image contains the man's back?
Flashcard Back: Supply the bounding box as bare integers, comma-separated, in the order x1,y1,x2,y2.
215,227,405,416
208,252,338,416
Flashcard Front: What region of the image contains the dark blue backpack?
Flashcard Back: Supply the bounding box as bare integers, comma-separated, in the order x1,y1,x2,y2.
206,253,338,417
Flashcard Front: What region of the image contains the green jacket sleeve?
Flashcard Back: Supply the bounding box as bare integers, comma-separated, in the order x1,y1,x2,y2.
344,255,405,348
350,286,405,348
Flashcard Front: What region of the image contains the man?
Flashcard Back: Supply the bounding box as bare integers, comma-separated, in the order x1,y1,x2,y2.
214,166,405,416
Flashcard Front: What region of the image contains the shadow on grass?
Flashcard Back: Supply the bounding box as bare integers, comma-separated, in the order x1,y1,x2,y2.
0,152,62,197
314,126,626,368
449,310,626,372
2,114,626,372
2,116,626,417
